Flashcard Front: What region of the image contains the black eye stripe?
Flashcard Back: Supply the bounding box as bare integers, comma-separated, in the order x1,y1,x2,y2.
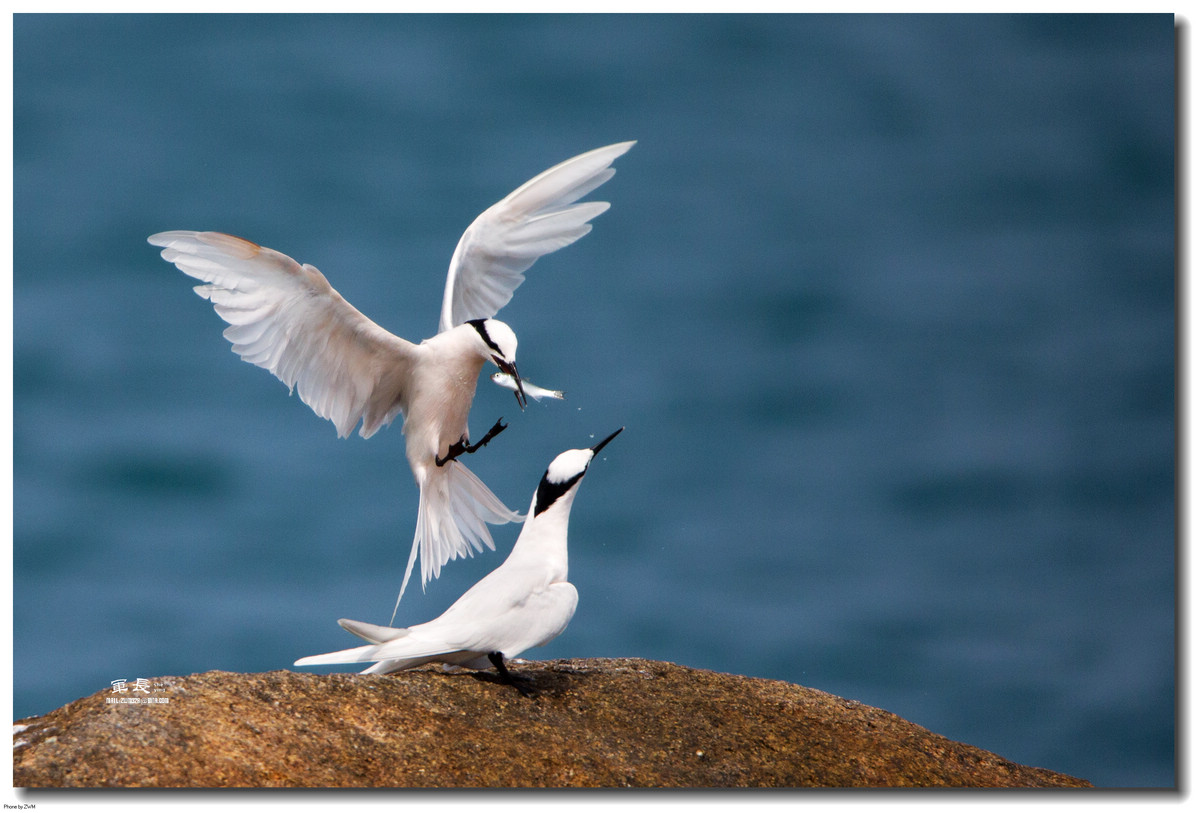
534,469,586,516
467,319,502,355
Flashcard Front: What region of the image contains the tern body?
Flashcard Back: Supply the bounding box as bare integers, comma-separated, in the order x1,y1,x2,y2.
149,142,634,613
295,428,622,690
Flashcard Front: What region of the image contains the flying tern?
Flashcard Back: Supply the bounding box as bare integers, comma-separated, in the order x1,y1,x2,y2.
295,427,623,695
149,142,634,618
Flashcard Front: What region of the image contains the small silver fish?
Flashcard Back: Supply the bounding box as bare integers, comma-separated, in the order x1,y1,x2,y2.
491,372,564,402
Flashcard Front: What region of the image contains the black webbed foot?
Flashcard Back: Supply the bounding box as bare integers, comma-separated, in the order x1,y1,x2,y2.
464,418,508,454
435,418,508,467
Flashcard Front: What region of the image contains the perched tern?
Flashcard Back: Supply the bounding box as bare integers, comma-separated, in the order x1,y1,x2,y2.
149,142,634,618
295,427,623,695
490,372,564,402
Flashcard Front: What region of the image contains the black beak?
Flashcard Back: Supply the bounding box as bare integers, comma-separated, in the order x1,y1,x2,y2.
495,357,527,410
590,426,624,455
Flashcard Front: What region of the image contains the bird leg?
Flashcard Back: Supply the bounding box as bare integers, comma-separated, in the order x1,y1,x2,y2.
488,651,535,697
435,418,508,467
464,417,508,454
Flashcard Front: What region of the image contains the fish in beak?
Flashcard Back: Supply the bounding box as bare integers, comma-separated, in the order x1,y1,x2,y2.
494,356,527,410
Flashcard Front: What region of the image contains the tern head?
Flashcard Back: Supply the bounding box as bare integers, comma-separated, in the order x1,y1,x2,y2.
533,427,623,517
467,318,526,410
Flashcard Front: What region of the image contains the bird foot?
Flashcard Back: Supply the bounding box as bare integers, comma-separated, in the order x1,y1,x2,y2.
488,651,537,697
435,418,508,467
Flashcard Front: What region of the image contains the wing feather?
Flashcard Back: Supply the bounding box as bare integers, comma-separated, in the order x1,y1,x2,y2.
438,141,634,333
339,618,411,644
150,230,418,439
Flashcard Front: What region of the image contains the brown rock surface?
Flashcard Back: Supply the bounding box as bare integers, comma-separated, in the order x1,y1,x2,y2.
12,657,1090,788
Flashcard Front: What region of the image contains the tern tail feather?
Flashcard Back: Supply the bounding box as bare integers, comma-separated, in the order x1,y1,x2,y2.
391,460,524,623
293,643,381,667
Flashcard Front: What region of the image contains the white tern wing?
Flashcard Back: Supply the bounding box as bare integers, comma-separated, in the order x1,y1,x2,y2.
437,141,635,333
339,618,411,643
149,230,418,439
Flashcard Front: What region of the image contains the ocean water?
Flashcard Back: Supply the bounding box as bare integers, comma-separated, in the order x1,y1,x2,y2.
12,14,1175,788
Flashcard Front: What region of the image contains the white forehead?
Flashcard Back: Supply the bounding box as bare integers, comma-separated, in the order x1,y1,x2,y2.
484,319,518,357
545,448,594,484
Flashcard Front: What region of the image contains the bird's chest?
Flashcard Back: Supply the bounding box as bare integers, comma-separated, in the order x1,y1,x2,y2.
405,353,484,448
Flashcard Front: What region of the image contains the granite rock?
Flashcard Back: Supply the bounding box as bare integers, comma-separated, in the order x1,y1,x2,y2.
12,657,1091,788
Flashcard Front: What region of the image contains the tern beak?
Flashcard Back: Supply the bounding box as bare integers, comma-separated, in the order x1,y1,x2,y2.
590,426,624,455
495,357,527,410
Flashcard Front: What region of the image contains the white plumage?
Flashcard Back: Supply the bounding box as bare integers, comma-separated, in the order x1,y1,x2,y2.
149,142,634,615
295,428,622,691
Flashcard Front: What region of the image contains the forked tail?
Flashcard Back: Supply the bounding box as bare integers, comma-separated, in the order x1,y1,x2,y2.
391,459,523,623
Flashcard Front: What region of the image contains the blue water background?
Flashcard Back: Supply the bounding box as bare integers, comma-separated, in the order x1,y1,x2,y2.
13,14,1175,787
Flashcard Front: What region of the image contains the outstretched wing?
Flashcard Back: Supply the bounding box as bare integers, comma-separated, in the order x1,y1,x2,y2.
437,141,635,333
150,230,418,439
